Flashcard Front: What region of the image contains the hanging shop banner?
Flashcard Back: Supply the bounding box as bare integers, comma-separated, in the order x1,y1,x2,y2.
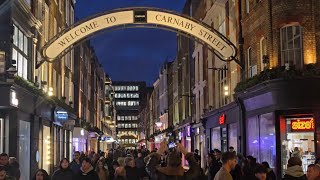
42,8,236,63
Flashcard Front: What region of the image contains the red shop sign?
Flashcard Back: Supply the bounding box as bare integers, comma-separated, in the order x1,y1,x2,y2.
291,118,314,132
219,114,226,125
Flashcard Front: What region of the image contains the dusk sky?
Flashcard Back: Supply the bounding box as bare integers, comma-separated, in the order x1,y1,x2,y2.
75,0,186,85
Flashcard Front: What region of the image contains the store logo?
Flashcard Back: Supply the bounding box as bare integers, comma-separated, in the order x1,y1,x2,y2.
219,114,226,125
291,118,314,131
10,90,18,107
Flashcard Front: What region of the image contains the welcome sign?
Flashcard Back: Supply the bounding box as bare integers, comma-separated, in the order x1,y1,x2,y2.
42,8,236,63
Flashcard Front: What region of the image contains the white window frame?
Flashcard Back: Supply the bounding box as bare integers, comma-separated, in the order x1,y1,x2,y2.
53,18,57,36
217,64,228,107
12,24,29,80
65,0,70,25
59,0,62,13
280,25,303,68
44,3,49,42
37,0,42,21
246,0,250,13
247,47,253,78
260,37,267,71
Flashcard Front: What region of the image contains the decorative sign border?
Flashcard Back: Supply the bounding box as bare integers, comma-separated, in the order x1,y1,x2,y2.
41,8,237,65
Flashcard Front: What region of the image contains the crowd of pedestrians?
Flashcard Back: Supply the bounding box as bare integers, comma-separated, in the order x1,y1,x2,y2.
1,142,320,180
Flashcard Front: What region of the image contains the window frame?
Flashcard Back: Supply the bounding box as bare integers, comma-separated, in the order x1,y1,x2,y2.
280,25,303,68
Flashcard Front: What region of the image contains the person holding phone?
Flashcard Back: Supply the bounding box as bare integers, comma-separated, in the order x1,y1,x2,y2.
145,140,202,180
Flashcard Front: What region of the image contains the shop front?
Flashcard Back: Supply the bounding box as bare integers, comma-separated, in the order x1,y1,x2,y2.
237,78,320,178
203,102,240,154
191,122,206,168
73,127,88,153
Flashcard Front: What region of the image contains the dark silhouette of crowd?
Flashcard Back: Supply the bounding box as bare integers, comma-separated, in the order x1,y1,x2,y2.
1,143,320,180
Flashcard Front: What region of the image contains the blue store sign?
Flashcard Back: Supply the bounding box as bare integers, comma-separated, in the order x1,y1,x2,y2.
55,110,69,124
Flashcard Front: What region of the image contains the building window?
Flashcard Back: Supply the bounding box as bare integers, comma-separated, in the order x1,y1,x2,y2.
247,47,257,78
211,127,221,151
70,7,74,25
44,3,49,41
12,24,29,80
260,37,267,71
280,25,303,68
37,0,42,21
53,18,57,36
59,0,62,13
65,0,70,24
246,113,276,168
246,0,250,13
218,64,228,107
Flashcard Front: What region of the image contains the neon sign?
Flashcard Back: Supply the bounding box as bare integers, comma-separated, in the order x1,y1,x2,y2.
291,118,314,131
219,114,226,125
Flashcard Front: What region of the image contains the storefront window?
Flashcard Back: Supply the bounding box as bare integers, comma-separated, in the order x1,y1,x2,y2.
211,127,221,150
19,120,30,180
246,113,275,167
42,126,51,173
280,116,315,174
69,131,73,161
228,123,237,152
0,118,4,153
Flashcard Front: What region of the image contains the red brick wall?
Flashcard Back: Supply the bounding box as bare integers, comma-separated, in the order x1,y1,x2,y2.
242,0,319,74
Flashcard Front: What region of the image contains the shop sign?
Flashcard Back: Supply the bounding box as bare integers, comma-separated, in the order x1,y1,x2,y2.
291,118,314,132
219,114,226,125
42,9,236,62
10,90,19,107
55,111,68,123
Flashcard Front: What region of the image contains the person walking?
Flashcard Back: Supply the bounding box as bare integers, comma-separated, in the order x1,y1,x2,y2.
261,162,276,180
146,141,201,180
51,158,74,180
307,164,320,180
213,152,237,180
124,157,139,180
282,157,307,180
70,151,82,174
135,152,146,179
0,154,18,180
32,169,50,180
76,157,99,180
95,159,109,180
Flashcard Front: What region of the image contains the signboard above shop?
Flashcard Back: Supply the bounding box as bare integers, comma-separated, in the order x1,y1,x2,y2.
54,110,69,124
291,118,314,132
219,114,226,125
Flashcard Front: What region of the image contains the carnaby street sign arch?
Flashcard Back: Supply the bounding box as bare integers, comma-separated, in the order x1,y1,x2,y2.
38,7,237,68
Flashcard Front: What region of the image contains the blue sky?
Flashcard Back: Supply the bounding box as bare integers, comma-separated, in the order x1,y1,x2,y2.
75,0,186,85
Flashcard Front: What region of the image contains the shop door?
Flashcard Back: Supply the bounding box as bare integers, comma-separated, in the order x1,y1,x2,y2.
280,117,315,174
221,127,228,152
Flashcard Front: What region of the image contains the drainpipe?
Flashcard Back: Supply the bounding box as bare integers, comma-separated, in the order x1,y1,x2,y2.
238,0,245,81
236,96,246,156
268,0,273,67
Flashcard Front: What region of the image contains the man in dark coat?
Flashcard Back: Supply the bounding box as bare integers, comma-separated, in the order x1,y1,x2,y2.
146,141,201,180
76,158,99,180
70,151,81,174
135,152,146,179
125,157,139,180
282,157,307,180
